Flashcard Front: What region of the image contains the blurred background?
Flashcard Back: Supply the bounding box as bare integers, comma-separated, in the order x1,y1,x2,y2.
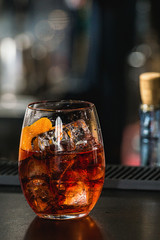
0,0,160,165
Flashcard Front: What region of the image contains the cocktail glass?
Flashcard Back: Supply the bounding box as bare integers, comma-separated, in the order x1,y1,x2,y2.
18,100,105,220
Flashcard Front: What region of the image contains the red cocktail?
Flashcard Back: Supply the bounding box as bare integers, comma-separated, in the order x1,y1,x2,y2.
18,100,105,219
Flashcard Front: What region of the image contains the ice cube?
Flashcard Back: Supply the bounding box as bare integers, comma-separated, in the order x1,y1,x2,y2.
61,168,81,182
19,156,49,178
27,157,48,178
25,179,54,212
87,166,105,181
63,181,88,206
31,129,57,151
51,168,89,206
31,119,96,152
64,119,96,150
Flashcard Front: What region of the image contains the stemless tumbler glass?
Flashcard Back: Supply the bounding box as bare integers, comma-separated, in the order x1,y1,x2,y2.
18,100,105,219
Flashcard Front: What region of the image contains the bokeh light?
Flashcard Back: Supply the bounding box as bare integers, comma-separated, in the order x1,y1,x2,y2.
48,10,69,31
0,38,16,63
35,20,54,41
65,0,86,9
136,44,152,58
128,51,146,68
15,32,34,51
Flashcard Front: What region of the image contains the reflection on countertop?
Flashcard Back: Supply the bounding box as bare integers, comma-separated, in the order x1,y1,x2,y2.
24,216,105,240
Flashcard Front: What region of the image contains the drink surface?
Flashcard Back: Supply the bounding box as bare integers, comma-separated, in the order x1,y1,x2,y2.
19,145,105,217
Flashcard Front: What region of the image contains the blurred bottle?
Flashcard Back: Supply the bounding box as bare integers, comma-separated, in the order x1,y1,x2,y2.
139,72,160,166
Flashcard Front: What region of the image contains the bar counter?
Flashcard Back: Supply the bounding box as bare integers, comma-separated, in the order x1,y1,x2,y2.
1,187,160,240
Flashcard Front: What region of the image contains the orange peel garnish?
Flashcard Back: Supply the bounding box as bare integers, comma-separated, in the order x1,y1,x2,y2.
20,117,53,152
19,148,33,161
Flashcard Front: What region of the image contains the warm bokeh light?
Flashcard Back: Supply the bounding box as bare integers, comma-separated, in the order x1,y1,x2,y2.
15,32,34,51
48,10,69,31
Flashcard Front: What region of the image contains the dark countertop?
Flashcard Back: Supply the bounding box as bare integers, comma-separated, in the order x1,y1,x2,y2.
1,187,160,240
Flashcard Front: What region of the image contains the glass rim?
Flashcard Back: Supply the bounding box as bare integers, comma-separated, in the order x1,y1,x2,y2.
27,100,95,112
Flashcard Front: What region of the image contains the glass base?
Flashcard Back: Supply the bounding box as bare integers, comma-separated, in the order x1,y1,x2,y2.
37,213,88,220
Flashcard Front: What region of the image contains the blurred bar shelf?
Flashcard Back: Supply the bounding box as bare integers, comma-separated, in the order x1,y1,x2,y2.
104,165,160,191
0,160,19,186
